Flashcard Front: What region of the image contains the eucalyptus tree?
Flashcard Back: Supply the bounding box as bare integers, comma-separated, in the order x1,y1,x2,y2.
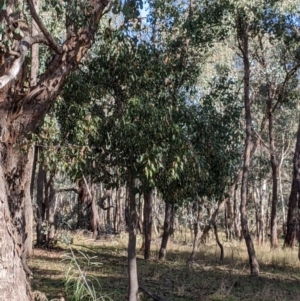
0,0,110,299
186,70,244,261
59,10,200,299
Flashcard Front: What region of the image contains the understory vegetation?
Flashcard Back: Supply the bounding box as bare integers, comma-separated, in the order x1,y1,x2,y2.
30,232,300,301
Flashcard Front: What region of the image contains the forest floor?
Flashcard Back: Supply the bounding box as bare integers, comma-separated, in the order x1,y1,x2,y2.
28,231,300,301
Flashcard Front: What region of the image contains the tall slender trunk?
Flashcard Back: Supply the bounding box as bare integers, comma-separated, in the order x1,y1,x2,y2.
256,182,265,246
233,184,241,239
24,146,35,258
117,188,124,232
91,187,101,239
107,193,112,233
36,160,46,245
152,190,159,237
268,98,279,248
239,14,259,276
112,189,120,233
127,174,139,301
225,198,233,241
188,199,203,262
285,119,300,247
46,177,56,247
125,186,130,229
159,201,173,260
143,188,153,260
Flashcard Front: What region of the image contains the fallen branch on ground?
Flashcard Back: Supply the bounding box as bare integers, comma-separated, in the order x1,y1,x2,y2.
140,285,171,301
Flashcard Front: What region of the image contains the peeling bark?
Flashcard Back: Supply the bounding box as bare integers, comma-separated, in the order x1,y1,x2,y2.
0,1,109,298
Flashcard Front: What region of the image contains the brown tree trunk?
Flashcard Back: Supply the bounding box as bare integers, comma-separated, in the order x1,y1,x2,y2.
36,160,46,245
268,99,279,248
143,188,153,260
285,119,300,247
46,177,56,247
117,188,124,232
127,174,139,301
225,198,233,241
106,192,112,233
0,165,32,301
24,146,35,258
188,199,203,262
233,184,241,239
159,201,173,260
113,189,118,233
238,13,259,276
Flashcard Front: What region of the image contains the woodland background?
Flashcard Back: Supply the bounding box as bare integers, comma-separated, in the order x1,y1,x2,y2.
1,0,300,300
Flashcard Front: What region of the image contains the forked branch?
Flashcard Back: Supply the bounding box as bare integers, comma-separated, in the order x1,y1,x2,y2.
0,34,47,89
26,0,63,54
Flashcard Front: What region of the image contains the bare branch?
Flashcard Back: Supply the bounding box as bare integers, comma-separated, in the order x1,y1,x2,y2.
55,188,79,194
0,34,48,89
27,0,63,54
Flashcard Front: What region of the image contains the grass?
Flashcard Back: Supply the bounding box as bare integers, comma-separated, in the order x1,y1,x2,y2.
28,231,300,301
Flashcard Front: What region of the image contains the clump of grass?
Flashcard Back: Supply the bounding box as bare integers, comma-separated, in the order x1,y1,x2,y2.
63,248,113,301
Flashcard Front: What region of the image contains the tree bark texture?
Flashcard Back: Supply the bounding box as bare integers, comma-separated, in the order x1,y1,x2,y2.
36,161,46,245
285,119,300,247
127,175,139,301
159,202,173,261
238,14,259,276
24,146,35,258
0,157,32,301
188,199,203,262
268,99,279,248
143,189,153,260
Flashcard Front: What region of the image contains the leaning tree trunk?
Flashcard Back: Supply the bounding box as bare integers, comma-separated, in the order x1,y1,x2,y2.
285,119,300,247
238,13,259,276
159,201,173,260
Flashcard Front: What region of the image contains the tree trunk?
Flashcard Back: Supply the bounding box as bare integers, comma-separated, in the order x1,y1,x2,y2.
233,184,241,239
36,161,46,245
238,14,259,276
159,201,173,261
0,145,35,300
285,119,300,247
127,174,139,301
188,199,203,262
23,146,35,258
143,188,153,260
0,165,32,301
46,177,56,247
268,99,279,248
117,188,124,232
225,198,233,241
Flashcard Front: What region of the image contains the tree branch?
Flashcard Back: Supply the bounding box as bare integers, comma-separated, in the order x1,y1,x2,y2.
27,0,63,54
0,34,48,89
55,188,79,194
139,286,171,301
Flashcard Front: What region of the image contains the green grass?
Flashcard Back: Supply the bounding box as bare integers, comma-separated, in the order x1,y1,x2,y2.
28,232,300,301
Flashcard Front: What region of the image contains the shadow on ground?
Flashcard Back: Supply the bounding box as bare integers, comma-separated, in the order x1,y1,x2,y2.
29,238,300,301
